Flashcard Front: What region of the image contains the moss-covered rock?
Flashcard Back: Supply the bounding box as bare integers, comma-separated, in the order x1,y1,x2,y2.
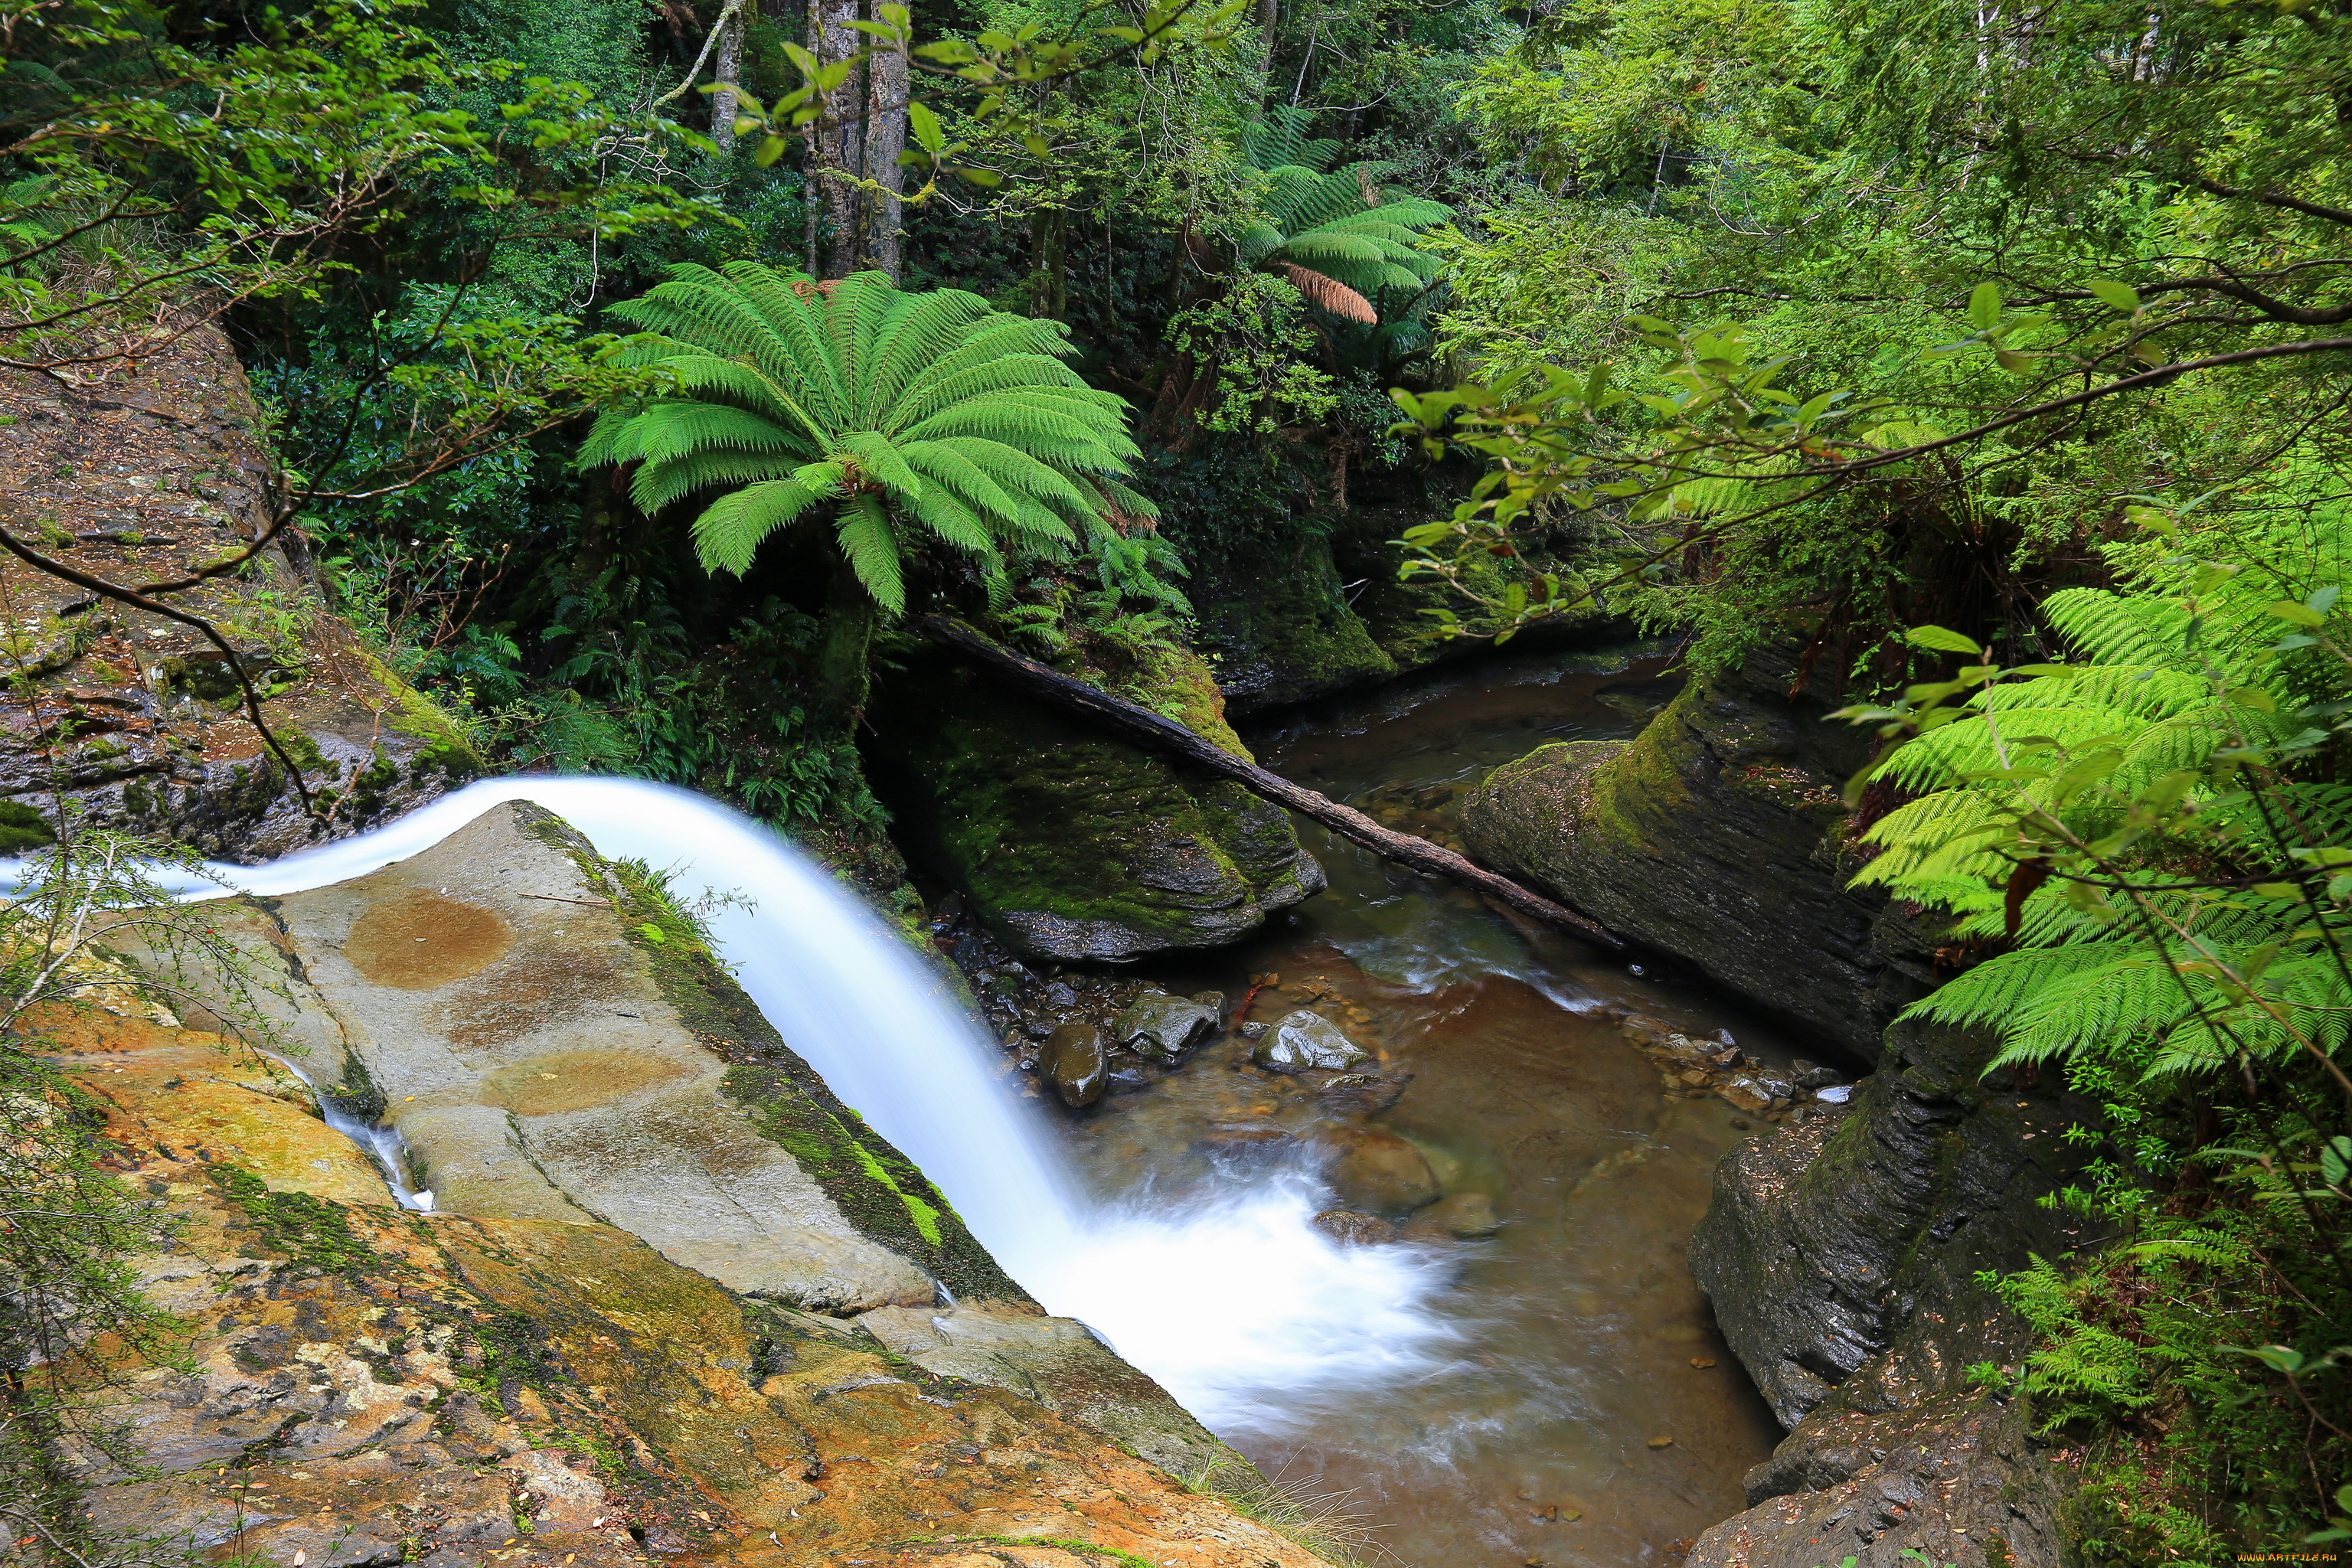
0,326,481,861
45,1010,1328,1566
1460,642,1933,1063
1189,529,1396,714
868,652,1324,962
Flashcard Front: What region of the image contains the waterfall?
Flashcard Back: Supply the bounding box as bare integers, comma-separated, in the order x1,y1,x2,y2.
180,778,1457,1438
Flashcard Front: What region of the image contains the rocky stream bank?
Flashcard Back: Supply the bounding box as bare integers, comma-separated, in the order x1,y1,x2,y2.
1459,645,2102,1568
41,801,1329,1568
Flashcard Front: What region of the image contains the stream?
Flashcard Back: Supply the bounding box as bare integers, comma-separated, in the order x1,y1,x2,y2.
1021,642,1788,1566
160,639,1792,1568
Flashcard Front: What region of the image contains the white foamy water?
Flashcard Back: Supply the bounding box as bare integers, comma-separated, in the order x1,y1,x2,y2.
157,776,1457,1434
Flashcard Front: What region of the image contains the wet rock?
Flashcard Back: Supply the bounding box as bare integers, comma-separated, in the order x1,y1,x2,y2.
1318,1070,1410,1116
869,654,1325,962
52,1015,1318,1568
1462,641,1941,1063
1194,1126,1296,1168
1042,1024,1108,1109
1111,990,1220,1060
860,1302,1234,1479
1403,1191,1501,1239
1238,1020,1269,1040
1792,1059,1847,1092
1252,1009,1372,1073
1683,1018,2096,1568
1317,1127,1439,1215
1717,1076,1774,1112
1312,1209,1397,1246
1106,1064,1155,1094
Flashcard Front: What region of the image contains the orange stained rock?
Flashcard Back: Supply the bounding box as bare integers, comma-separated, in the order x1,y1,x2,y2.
40,1004,1334,1568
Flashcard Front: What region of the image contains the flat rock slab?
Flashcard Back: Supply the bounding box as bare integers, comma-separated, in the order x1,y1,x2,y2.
194,801,948,1312
860,1302,1232,1479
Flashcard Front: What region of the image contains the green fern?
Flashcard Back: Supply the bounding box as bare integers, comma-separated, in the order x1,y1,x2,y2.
1851,496,2352,1085
1236,113,1449,323
579,264,1156,614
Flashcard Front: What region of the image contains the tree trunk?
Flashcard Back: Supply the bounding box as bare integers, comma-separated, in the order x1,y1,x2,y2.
812,0,864,279
915,615,1628,947
861,13,910,281
817,565,877,733
710,0,746,151
1029,204,1068,319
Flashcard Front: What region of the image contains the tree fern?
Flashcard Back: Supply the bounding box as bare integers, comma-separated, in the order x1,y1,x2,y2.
579,263,1158,613
1852,495,2352,1085
1236,113,1449,323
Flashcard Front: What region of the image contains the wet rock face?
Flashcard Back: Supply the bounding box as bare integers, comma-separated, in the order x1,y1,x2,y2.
868,658,1324,962
53,1015,1327,1568
1111,990,1221,1060
1252,1008,1371,1072
1460,642,1936,1063
180,800,1014,1312
1683,1018,2096,1567
0,330,479,861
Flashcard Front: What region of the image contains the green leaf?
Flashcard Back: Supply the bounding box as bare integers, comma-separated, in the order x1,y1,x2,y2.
2268,599,2325,627
2235,1344,2308,1374
1968,281,2003,332
2085,279,2141,312
907,100,945,155
1907,624,1984,656
638,923,668,945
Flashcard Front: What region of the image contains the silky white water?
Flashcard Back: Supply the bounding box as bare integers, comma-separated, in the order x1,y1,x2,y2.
168,776,1457,1436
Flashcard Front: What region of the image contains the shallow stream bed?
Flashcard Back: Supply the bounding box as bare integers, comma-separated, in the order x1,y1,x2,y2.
1044,645,1792,1568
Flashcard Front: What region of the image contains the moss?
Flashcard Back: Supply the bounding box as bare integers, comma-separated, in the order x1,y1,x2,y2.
348,645,482,780
0,799,57,854
867,662,1312,954
1193,530,1395,707
207,1161,392,1278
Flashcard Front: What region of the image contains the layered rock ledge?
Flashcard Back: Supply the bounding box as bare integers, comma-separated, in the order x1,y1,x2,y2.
46,801,1315,1566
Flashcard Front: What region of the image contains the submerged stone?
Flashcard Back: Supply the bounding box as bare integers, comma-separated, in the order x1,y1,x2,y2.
1312,1209,1396,1246
1318,1125,1439,1216
1252,1009,1370,1073
1112,990,1220,1060
1042,1023,1107,1109
1410,1191,1502,1239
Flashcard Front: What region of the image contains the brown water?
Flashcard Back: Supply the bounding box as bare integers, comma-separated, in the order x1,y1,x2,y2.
1053,644,1788,1568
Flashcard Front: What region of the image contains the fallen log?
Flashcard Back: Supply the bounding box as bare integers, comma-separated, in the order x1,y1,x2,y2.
914,615,1626,951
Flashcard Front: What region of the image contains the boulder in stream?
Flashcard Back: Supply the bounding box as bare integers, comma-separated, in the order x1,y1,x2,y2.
1041,1022,1108,1109
1684,1018,2097,1568
1460,640,1940,1063
1253,1008,1372,1073
867,654,1325,962
1404,1191,1501,1239
1317,1126,1440,1215
1112,989,1221,1060
1312,1209,1397,1246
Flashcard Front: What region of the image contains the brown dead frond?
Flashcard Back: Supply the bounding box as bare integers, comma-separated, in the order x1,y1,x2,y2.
1276,264,1377,325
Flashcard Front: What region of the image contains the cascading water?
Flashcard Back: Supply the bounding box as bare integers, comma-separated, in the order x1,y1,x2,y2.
178,776,1461,1432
